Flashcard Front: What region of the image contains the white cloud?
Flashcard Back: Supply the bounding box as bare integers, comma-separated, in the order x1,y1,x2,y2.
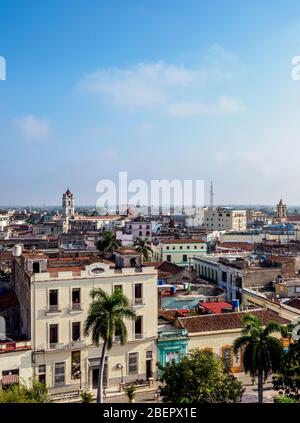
168,101,212,117
218,96,242,112
79,62,206,109
78,58,241,117
13,115,51,141
168,96,242,117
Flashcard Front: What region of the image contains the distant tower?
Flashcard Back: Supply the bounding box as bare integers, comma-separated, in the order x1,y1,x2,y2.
62,189,75,218
276,198,287,221
210,181,214,210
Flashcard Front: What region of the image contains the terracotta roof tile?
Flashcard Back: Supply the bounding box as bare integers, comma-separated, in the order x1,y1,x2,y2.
176,309,289,333
285,298,300,311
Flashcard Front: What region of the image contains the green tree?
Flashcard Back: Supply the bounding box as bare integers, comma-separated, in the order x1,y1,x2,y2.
134,238,152,262
233,314,284,403
0,380,50,403
84,288,136,403
80,390,95,403
272,340,300,400
159,349,244,403
273,395,298,403
96,231,120,256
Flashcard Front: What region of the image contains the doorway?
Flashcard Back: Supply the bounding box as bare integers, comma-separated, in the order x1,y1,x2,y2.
146,360,152,379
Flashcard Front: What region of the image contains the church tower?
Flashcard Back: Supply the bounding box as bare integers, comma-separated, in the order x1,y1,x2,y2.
62,189,75,218
276,198,287,221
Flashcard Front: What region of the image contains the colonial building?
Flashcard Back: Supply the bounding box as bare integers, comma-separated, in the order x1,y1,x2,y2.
175,309,289,373
124,220,152,241
155,239,207,268
12,248,158,396
193,253,292,303
203,208,246,231
62,189,75,219
275,198,287,222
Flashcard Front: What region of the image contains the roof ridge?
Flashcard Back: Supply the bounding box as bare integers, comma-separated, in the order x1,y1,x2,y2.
177,308,270,320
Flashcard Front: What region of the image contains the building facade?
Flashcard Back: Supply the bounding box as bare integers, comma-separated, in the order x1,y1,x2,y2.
203,208,246,231
158,239,207,268
125,221,152,241
12,250,158,395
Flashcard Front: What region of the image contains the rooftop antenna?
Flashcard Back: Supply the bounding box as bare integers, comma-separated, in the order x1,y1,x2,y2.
210,181,214,210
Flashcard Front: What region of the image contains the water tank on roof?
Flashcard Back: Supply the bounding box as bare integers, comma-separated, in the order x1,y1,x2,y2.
232,299,240,311
12,244,22,257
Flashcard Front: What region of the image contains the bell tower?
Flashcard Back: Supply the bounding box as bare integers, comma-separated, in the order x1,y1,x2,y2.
276,198,287,221
62,188,75,218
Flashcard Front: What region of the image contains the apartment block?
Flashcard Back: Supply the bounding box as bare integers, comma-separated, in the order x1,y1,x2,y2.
12,248,158,395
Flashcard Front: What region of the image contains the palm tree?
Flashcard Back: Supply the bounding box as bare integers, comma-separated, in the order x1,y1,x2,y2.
96,231,120,256
233,314,284,403
84,288,136,403
134,237,152,262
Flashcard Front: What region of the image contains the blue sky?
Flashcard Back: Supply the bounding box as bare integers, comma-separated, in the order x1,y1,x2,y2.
1,0,300,205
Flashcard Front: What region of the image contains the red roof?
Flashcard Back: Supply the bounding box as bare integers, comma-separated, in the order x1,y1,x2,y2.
176,309,288,333
201,301,233,315
48,266,84,273
285,298,300,310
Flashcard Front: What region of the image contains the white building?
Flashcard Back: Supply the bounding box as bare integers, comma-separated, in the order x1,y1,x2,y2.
125,221,152,241
185,208,204,227
0,340,32,387
62,189,75,219
13,249,158,395
203,207,246,231
0,214,9,232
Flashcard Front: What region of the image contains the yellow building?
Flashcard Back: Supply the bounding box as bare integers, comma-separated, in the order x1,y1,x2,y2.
173,309,289,373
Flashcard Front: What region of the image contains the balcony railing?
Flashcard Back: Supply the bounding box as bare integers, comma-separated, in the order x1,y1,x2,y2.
133,297,145,306
48,305,60,313
48,341,86,351
49,342,64,351
71,303,82,311
134,333,144,340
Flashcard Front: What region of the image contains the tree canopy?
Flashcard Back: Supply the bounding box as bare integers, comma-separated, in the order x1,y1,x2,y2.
273,340,300,400
0,380,50,403
159,349,244,403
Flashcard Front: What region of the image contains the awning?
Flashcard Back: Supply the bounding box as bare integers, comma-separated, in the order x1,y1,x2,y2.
0,374,19,386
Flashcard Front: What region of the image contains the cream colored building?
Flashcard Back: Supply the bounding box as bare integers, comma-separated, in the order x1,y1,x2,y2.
175,308,289,373
203,208,246,231
13,249,158,395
